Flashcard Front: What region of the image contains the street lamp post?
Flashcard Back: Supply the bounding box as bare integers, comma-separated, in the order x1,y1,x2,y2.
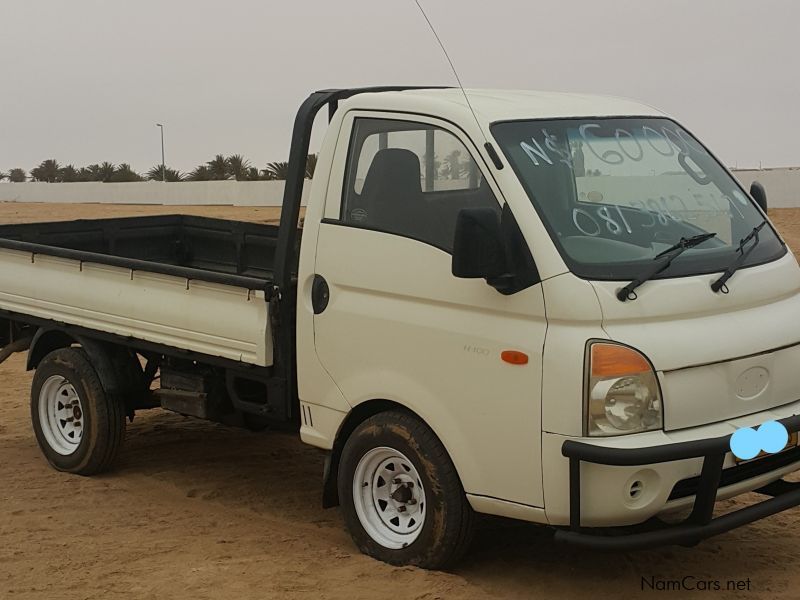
156,123,166,182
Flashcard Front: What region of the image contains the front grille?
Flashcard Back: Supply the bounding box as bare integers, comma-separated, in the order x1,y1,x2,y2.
668,445,800,501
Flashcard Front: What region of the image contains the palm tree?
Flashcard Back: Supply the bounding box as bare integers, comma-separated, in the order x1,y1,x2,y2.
78,164,103,182
8,168,27,182
264,161,290,180
111,164,143,182
96,162,116,182
305,154,318,179
226,154,251,181
30,159,62,182
59,165,79,182
187,165,212,181
146,165,183,182
442,150,464,180
206,154,229,180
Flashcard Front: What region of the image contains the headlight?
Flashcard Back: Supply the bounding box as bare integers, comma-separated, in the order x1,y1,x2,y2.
586,342,663,436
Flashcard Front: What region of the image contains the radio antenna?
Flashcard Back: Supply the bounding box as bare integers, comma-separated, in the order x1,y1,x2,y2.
413,0,485,140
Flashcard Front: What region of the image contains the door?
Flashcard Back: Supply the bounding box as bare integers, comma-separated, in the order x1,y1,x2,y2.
312,112,548,507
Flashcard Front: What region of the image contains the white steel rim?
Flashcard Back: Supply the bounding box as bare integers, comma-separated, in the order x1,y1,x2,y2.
353,447,426,549
38,375,84,456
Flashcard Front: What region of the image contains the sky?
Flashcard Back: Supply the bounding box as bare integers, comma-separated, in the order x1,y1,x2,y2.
1,0,798,175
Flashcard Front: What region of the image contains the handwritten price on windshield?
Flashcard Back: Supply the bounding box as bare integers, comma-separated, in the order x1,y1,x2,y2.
521,123,702,169
572,195,737,238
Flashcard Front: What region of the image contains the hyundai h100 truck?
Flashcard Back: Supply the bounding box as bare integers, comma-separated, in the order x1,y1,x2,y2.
1,87,799,568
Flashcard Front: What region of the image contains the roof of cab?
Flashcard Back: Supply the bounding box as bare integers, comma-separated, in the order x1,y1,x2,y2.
340,88,667,124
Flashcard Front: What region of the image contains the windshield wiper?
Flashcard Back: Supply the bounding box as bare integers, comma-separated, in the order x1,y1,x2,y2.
710,221,767,293
617,232,718,301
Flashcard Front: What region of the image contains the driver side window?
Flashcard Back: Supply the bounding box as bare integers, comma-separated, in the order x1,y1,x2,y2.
340,118,499,253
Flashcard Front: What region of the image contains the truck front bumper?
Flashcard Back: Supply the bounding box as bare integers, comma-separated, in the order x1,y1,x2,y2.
555,414,800,550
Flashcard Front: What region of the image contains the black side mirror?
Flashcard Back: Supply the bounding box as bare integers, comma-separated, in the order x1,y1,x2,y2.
750,181,768,213
452,208,513,291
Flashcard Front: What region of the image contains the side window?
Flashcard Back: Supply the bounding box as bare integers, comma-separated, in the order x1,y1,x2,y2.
341,118,499,252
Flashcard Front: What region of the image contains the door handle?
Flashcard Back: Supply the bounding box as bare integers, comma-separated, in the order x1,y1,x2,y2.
311,274,330,314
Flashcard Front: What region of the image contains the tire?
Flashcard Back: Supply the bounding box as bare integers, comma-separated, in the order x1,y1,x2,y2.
30,347,125,475
338,410,474,569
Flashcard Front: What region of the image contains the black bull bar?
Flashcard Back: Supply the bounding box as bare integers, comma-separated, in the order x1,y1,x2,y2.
555,414,800,550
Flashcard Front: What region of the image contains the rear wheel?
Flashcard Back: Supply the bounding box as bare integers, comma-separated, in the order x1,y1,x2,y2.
338,410,474,569
31,347,125,475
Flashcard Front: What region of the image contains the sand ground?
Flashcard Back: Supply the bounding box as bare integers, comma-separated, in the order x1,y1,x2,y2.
1,203,800,599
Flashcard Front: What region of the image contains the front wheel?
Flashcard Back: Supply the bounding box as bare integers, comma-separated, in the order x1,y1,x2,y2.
31,347,125,475
338,410,474,569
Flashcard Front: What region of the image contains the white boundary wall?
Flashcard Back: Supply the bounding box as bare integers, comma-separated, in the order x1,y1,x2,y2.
0,180,306,206
0,168,797,208
732,168,800,209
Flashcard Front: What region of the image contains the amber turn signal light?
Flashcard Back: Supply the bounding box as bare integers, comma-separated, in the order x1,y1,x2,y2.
590,343,651,378
501,350,529,365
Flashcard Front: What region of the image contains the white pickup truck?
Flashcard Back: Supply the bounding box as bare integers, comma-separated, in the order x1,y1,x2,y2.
2,86,800,568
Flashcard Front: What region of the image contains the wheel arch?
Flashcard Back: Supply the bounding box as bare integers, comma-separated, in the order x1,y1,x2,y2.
27,327,145,401
27,328,75,371
322,398,464,509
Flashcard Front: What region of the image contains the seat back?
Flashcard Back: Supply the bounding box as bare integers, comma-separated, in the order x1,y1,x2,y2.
359,148,424,234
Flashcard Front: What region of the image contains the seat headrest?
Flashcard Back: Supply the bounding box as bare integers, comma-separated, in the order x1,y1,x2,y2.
361,148,422,201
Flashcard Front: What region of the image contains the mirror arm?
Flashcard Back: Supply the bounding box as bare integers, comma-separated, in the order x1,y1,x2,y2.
486,233,516,293
486,273,516,294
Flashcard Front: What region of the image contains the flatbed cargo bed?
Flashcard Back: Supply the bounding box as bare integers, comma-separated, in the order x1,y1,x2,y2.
0,214,279,289
0,214,279,366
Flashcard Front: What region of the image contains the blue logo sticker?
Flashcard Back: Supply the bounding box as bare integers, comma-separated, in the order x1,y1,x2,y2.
730,421,789,461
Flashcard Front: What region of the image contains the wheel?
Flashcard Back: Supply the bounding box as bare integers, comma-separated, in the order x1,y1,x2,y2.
338,410,474,569
30,347,125,475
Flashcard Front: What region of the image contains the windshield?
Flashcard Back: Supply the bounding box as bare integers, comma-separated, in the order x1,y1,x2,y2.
491,118,785,280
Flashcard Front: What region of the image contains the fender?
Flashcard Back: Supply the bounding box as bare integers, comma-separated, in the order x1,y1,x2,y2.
27,327,145,399
320,400,445,509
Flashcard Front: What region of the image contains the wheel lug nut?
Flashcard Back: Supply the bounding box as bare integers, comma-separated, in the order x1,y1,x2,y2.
397,505,407,513
407,499,417,505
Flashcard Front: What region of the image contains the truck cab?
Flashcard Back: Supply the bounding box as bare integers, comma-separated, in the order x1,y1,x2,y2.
295,88,800,559
5,86,800,568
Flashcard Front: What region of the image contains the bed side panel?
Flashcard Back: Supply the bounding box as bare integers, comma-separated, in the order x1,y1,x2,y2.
0,248,271,366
